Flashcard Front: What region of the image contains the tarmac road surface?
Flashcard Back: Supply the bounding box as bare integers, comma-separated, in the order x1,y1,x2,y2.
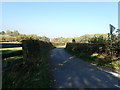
49,47,120,88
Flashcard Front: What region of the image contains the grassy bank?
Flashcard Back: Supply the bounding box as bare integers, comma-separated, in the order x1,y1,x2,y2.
2,40,54,88
65,48,120,70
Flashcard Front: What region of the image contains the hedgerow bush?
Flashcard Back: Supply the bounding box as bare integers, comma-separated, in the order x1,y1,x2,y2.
22,39,54,65
66,43,102,55
66,34,120,58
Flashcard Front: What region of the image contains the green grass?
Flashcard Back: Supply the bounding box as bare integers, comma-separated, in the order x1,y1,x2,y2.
0,47,22,54
2,40,54,88
3,55,23,63
2,50,52,88
65,48,120,70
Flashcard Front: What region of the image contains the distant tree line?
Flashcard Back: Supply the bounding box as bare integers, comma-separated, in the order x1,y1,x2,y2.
51,34,108,43
74,34,108,43
51,37,72,43
0,30,50,42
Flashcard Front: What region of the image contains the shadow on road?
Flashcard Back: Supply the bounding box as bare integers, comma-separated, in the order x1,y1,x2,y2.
49,47,120,88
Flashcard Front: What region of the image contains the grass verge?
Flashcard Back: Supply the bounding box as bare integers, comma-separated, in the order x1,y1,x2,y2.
2,49,52,88
2,40,54,88
65,48,120,70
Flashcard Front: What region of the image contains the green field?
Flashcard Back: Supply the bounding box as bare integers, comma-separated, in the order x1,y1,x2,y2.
0,47,22,54
0,42,21,43
3,55,23,63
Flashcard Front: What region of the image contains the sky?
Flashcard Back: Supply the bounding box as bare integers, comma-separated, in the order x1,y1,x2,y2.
1,2,118,38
